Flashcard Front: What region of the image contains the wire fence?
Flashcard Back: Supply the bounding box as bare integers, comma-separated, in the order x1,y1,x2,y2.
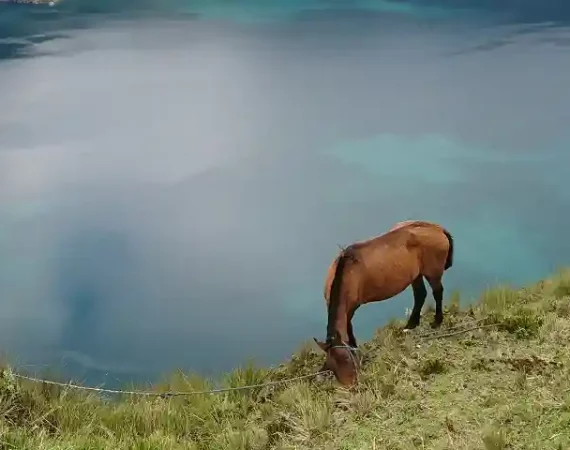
5,320,497,398
413,318,497,340
10,370,328,398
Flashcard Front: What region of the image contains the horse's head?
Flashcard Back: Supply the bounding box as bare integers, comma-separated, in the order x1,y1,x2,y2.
313,333,359,387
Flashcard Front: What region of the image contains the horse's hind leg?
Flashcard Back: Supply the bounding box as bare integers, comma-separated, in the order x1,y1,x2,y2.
404,275,427,330
426,275,444,328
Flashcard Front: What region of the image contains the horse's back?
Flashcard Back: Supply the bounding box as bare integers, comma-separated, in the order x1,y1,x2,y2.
389,219,445,235
323,220,451,302
323,229,418,303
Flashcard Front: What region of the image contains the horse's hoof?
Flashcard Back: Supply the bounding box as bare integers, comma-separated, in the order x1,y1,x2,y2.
403,323,418,332
430,321,443,329
403,326,418,333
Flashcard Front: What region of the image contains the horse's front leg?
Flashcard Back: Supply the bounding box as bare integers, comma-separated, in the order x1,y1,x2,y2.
347,306,359,348
404,275,427,330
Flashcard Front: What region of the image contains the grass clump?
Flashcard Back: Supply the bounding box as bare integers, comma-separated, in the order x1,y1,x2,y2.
2,268,570,449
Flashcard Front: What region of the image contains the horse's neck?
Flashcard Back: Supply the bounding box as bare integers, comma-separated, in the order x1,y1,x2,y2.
327,301,350,343
330,326,350,344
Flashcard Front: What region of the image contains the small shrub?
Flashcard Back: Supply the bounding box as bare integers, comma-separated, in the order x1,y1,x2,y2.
445,415,457,433
417,357,448,379
275,384,334,445
471,358,492,372
556,301,570,318
551,270,570,299
223,361,270,403
498,309,544,339
553,280,570,299
214,425,268,450
482,426,509,450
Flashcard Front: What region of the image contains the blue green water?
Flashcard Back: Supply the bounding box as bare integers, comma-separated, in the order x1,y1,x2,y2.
1,0,569,387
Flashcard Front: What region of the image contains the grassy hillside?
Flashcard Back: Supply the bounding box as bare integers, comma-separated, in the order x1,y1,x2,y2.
2,269,570,450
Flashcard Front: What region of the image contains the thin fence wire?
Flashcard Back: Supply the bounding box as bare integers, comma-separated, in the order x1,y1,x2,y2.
407,316,485,337
420,323,497,341
6,321,497,397
10,371,328,398
413,318,494,340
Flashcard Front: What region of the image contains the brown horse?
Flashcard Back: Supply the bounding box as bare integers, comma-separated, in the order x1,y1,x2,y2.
313,220,454,386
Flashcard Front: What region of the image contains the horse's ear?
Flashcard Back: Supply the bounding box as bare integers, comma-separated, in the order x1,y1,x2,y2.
313,337,328,352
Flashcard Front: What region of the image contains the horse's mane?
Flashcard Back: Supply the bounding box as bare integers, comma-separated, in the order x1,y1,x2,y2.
326,245,358,342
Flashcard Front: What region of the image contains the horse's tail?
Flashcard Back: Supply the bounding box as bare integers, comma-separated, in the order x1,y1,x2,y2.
326,246,357,341
442,228,454,270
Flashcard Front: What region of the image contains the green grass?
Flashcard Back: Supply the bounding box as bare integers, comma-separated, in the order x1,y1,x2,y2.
2,268,570,449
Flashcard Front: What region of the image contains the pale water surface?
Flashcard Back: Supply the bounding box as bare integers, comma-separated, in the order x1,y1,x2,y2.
1,0,569,387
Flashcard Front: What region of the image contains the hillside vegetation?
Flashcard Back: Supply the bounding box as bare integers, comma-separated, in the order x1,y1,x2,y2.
1,269,570,449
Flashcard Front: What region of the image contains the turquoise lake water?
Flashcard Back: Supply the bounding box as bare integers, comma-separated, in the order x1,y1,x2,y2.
1,0,569,387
